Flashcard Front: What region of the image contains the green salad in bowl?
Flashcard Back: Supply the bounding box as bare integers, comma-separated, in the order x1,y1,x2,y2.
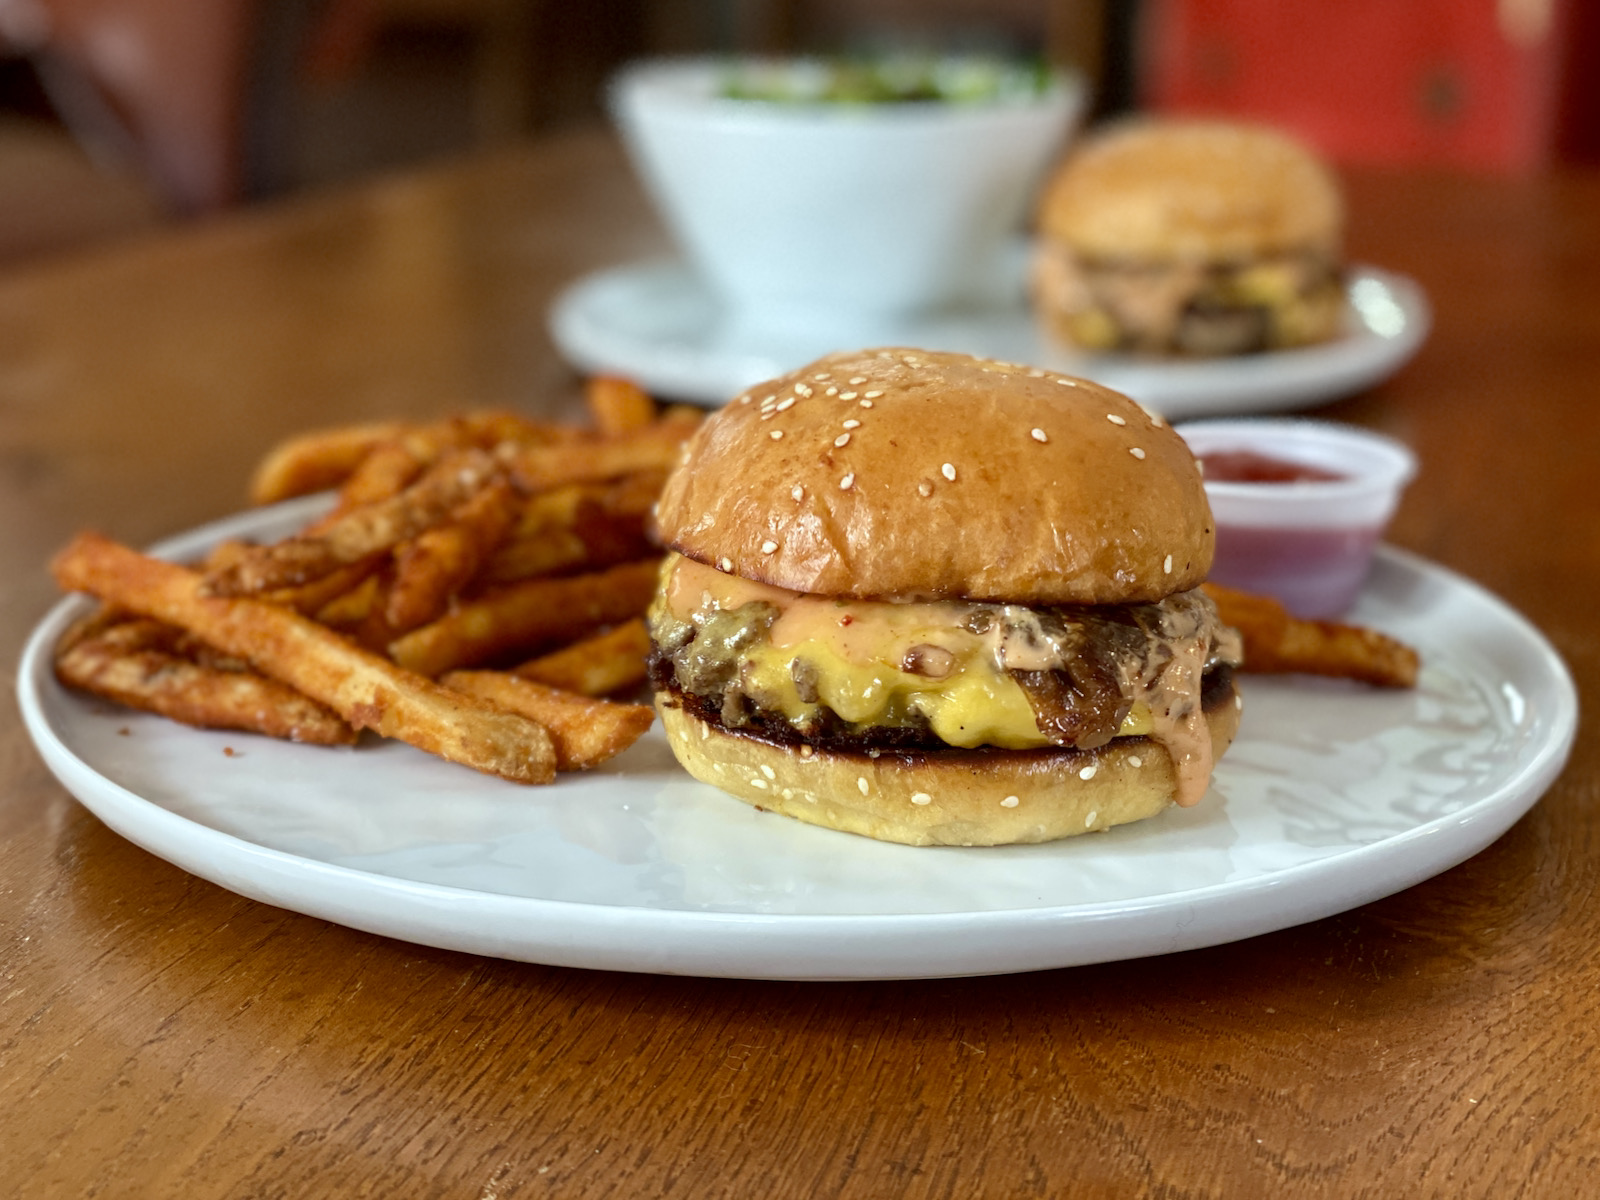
718,55,1058,106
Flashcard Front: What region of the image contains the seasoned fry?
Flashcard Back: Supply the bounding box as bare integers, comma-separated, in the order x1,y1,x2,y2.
585,376,656,435
249,421,409,505
504,419,695,492
56,617,358,745
265,556,385,616
441,671,654,770
512,618,652,696
315,571,385,628
206,449,500,595
388,558,661,677
53,533,558,782
1204,582,1419,688
386,478,516,632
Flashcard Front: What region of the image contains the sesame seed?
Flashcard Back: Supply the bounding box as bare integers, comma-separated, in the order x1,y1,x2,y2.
849,376,867,384
843,419,860,430
1130,447,1146,460
1000,795,1019,808
761,764,776,780
941,463,956,481
825,386,838,396
1079,764,1098,780
1236,693,1244,710
800,744,814,758
917,481,933,497
863,390,884,398
839,391,857,400
770,429,784,440
794,384,813,398
1107,413,1127,426
1085,810,1098,827
835,433,851,447
761,540,778,553
911,792,932,806
717,557,733,572
740,395,752,405
701,721,711,740
814,373,831,382
782,788,793,799
1031,428,1048,443
859,399,874,409
839,473,854,489
1129,755,1141,767
775,396,796,412
761,411,776,421
791,485,805,502
1163,554,1173,573
857,776,870,795
750,777,768,789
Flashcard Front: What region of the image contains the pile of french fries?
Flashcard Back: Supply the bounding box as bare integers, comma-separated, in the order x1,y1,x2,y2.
50,378,689,784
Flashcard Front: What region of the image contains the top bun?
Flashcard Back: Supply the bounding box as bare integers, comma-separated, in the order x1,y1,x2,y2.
1037,118,1343,261
653,348,1214,605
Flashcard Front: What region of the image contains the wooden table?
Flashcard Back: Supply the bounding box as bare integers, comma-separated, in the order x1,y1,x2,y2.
2,128,1595,1197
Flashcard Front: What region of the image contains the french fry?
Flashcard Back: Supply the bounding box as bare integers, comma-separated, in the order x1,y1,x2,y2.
53,533,558,782
315,571,385,628
332,413,583,511
249,421,409,506
481,471,662,584
265,556,386,616
441,671,654,770
56,617,359,745
205,449,500,595
512,618,652,696
504,419,694,492
1204,583,1419,688
386,478,516,632
585,376,656,436
335,438,437,510
388,558,661,677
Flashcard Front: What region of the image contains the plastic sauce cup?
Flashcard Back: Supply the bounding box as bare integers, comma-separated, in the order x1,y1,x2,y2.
1176,419,1418,619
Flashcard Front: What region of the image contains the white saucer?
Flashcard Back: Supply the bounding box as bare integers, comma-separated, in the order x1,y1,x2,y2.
549,258,1430,415
17,498,1573,981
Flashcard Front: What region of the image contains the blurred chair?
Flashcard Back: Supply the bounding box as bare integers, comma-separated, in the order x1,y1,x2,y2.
0,0,326,212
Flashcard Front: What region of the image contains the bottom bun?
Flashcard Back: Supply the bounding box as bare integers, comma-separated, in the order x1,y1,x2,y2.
656,677,1241,847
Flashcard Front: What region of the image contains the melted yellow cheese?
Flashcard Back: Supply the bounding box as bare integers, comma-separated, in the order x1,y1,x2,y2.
661,555,1151,750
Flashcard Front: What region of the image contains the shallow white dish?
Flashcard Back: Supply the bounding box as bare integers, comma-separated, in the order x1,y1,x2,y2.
549,258,1429,415
19,499,1572,981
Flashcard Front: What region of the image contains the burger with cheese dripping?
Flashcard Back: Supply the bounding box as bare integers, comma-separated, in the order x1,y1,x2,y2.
647,347,1243,846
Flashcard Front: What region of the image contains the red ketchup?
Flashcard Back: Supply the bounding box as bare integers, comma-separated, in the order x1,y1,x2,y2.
1201,451,1376,618
1182,421,1417,621
1200,451,1346,485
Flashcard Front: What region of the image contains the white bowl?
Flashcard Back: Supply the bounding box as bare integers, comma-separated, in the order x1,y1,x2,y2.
1177,419,1418,618
610,57,1084,332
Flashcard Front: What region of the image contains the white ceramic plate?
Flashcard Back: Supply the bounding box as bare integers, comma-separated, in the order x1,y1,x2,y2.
19,500,1572,981
548,257,1429,415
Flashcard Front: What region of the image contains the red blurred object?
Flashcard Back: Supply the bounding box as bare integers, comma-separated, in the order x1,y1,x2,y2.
1141,0,1572,172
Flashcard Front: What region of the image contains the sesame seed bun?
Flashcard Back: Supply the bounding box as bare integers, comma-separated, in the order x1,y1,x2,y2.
652,347,1214,606
656,675,1241,847
1037,118,1343,262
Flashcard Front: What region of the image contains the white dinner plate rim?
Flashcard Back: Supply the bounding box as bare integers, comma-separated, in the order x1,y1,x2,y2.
547,258,1431,414
17,505,1576,980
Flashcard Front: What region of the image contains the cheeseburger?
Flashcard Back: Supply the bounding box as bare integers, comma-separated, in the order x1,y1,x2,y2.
1032,118,1345,357
647,348,1243,846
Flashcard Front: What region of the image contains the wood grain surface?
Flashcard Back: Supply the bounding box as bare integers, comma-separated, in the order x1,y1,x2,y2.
2,129,1597,1199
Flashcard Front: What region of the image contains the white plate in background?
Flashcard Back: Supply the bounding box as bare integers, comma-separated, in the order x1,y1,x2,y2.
549,258,1429,415
18,500,1570,981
